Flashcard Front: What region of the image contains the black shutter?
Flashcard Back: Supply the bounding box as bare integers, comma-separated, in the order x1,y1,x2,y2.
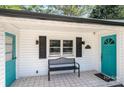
39,36,46,58
76,37,82,57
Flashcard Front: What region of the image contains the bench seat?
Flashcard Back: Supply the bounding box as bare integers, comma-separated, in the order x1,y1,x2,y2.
48,57,80,81
49,66,79,71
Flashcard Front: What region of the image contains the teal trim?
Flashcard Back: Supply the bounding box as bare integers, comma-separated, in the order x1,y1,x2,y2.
13,34,16,59
101,34,116,79
5,32,16,37
5,32,16,87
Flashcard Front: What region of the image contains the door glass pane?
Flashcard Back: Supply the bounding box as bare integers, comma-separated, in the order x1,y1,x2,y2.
6,45,12,53
6,36,13,44
104,38,115,45
6,53,12,61
5,36,13,61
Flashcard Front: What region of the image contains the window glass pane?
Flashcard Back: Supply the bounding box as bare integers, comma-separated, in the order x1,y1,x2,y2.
6,45,12,53
63,40,73,55
5,36,13,61
49,40,61,56
50,48,60,55
63,40,73,47
63,48,73,54
50,40,60,47
6,36,13,44
6,53,12,61
49,40,73,56
104,38,115,45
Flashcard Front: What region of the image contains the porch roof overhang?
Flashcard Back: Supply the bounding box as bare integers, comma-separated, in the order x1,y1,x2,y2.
0,9,124,26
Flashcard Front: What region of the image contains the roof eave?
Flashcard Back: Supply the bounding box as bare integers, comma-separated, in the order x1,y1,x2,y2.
0,9,124,26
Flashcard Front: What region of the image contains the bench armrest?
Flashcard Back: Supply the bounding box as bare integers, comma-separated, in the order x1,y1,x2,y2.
75,62,80,68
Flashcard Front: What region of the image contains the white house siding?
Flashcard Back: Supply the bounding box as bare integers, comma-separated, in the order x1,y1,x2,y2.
1,23,20,79
18,29,99,78
1,16,124,85
117,30,124,84
0,20,19,87
0,31,5,87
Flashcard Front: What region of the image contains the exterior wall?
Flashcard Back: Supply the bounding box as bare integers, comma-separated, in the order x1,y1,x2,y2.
1,23,20,79
0,31,5,87
1,16,124,85
0,21,19,86
18,29,99,77
117,31,124,84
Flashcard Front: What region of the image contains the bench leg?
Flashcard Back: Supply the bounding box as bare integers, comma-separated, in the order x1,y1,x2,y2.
74,69,75,73
48,70,50,81
78,68,80,77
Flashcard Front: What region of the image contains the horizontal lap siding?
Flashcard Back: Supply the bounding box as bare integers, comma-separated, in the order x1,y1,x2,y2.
1,16,124,84
18,30,99,78
19,31,47,77
117,31,124,84
76,33,99,71
0,32,5,87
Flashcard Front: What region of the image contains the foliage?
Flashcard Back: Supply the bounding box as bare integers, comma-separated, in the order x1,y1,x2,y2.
0,5,93,17
0,5,124,19
90,5,124,19
22,5,94,17
0,5,23,10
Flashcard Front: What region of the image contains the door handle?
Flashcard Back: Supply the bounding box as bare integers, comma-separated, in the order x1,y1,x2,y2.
12,57,16,60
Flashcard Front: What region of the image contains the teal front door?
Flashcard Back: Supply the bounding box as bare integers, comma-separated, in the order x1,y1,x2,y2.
101,35,116,79
5,32,16,87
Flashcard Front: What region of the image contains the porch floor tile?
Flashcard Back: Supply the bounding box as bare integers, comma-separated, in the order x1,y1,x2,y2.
11,70,121,87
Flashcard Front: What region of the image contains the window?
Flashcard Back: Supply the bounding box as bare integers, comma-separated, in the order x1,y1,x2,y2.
104,38,115,45
5,36,13,61
49,40,61,56
63,40,73,55
49,39,73,57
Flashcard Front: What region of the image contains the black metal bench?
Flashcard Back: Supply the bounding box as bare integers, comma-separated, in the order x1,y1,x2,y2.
48,57,80,81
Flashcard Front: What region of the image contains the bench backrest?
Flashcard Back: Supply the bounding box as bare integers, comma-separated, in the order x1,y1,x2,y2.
48,57,75,65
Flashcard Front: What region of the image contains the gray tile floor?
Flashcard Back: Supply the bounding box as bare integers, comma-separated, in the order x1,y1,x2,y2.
11,70,121,87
